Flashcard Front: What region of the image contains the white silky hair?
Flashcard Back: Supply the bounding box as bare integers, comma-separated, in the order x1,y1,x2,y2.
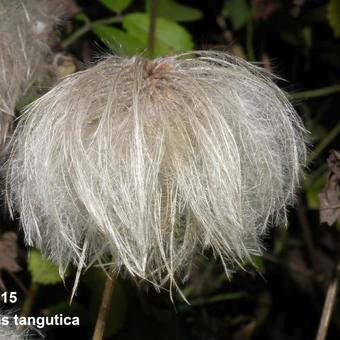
0,315,29,340
0,0,62,149
0,327,24,340
5,51,307,292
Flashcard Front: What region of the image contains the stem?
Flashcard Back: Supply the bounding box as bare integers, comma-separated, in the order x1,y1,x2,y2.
147,0,158,58
296,199,321,273
309,121,340,163
316,236,340,340
246,20,255,62
62,16,122,48
179,291,247,311
290,84,340,101
20,282,39,317
92,276,114,340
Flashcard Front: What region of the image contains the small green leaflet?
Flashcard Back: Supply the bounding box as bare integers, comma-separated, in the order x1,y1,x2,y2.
93,25,145,55
123,12,193,57
328,0,340,37
145,0,202,22
99,0,132,14
222,0,250,30
28,249,63,285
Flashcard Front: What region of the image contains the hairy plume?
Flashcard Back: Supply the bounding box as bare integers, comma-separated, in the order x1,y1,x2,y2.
0,314,30,340
5,51,307,291
0,0,62,149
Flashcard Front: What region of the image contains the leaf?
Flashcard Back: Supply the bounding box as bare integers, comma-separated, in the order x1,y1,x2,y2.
145,0,202,22
28,249,63,285
252,255,265,273
319,150,340,226
301,26,312,59
306,171,326,209
93,24,145,56
222,0,250,30
99,0,132,13
0,232,21,289
328,0,340,37
123,12,193,56
75,12,89,23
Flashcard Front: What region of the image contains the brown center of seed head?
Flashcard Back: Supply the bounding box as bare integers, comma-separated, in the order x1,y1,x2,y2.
143,58,171,77
141,59,174,95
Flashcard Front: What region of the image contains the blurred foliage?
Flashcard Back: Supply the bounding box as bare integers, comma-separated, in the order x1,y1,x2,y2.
222,0,250,30
0,0,340,339
28,249,63,285
328,0,340,36
145,0,203,22
99,0,132,13
122,13,193,54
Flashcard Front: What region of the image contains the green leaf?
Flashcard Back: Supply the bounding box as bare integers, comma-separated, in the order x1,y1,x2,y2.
145,0,202,22
252,255,266,273
336,222,340,232
222,0,250,30
328,0,340,37
306,172,326,210
28,249,63,285
123,12,194,57
75,12,89,23
99,0,132,13
93,25,145,56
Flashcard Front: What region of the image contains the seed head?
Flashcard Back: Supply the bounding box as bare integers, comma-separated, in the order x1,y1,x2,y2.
0,0,62,149
5,51,308,291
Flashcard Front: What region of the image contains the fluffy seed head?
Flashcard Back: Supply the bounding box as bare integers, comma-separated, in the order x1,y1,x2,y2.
0,0,62,149
5,51,307,289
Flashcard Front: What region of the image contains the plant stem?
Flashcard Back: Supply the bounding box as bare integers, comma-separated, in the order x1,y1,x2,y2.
20,282,39,317
147,0,158,58
316,236,340,340
92,276,114,340
296,199,320,273
290,84,340,101
246,20,255,62
179,291,247,311
62,16,122,48
309,121,340,163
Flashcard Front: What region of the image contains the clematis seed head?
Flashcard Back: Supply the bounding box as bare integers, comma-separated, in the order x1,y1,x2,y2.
0,0,63,149
5,51,308,292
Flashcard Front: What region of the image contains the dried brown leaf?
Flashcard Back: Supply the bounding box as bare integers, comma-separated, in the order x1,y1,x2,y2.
319,150,340,226
0,232,21,289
